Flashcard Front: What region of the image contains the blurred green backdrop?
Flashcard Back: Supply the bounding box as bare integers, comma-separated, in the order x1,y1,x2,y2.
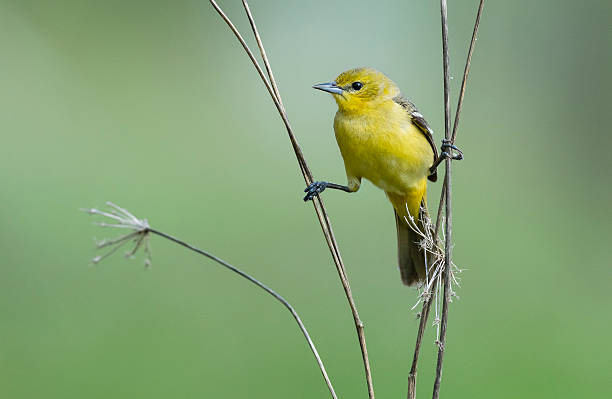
1,0,610,398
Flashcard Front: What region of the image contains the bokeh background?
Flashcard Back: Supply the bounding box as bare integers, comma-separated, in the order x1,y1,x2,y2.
1,0,610,398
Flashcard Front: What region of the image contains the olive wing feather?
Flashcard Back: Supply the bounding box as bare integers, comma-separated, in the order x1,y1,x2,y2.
393,96,439,182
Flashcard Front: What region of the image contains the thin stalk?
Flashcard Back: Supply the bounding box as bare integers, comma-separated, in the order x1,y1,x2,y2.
406,286,435,399
407,187,444,399
241,0,284,113
210,1,374,397
432,0,452,396
451,0,485,143
433,1,485,397
147,228,338,399
409,0,484,396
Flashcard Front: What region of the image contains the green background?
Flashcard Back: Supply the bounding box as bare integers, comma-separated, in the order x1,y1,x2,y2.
1,0,610,398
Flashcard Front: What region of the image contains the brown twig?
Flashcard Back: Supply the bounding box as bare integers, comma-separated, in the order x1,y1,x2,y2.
408,0,484,395
209,1,375,397
407,171,447,395
241,0,284,112
431,1,485,399
148,228,338,398
431,1,452,397
451,0,485,144
406,285,435,398
84,203,337,398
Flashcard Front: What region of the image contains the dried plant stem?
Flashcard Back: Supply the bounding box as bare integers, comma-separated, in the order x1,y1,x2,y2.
147,228,338,399
452,0,485,143
406,288,435,398
209,1,374,398
407,170,447,393
431,1,484,399
431,0,453,396
408,0,483,396
241,0,283,112
86,201,337,397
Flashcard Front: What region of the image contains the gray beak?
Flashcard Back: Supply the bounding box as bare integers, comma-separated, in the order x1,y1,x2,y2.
313,81,343,95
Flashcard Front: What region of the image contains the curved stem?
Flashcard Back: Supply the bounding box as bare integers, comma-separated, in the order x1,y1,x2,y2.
147,228,338,399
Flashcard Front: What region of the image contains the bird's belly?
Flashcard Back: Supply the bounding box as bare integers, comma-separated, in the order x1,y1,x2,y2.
336,123,432,195
355,150,426,194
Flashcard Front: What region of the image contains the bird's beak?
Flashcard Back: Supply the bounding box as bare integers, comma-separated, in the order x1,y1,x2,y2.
313,81,343,95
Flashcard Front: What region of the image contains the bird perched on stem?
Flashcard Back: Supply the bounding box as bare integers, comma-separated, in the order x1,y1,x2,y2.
305,67,460,286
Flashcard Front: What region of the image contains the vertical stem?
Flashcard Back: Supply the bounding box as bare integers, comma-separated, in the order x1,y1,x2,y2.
432,0,452,398
409,0,484,397
407,289,435,399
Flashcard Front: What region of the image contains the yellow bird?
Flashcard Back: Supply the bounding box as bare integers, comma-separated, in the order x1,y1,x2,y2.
306,67,457,286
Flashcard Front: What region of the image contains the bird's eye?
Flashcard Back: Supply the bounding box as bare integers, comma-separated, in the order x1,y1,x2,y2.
351,81,363,91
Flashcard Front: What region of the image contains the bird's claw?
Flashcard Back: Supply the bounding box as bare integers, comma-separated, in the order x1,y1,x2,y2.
441,139,463,161
303,181,328,202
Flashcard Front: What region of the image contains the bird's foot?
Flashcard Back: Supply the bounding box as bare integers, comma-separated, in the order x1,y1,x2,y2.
440,138,463,161
429,139,463,174
303,181,329,202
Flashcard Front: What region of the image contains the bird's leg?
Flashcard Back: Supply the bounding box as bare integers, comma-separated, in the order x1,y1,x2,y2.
303,181,351,202
430,139,464,173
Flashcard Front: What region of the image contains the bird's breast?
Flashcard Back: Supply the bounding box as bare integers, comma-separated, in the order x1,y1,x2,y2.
334,108,433,194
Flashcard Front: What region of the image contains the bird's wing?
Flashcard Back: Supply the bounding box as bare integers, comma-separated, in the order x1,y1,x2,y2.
393,96,439,182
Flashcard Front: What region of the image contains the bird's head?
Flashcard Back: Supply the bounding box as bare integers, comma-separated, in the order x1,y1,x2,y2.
313,67,400,112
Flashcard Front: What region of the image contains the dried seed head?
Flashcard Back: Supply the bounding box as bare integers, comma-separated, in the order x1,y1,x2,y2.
83,202,151,267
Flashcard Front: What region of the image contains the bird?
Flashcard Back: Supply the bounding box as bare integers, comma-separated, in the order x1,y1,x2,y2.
305,67,458,286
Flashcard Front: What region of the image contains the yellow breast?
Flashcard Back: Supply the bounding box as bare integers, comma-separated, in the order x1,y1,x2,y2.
334,100,433,195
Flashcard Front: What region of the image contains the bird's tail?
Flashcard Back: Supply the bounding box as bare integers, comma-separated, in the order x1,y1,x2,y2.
394,208,429,286
387,184,431,286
